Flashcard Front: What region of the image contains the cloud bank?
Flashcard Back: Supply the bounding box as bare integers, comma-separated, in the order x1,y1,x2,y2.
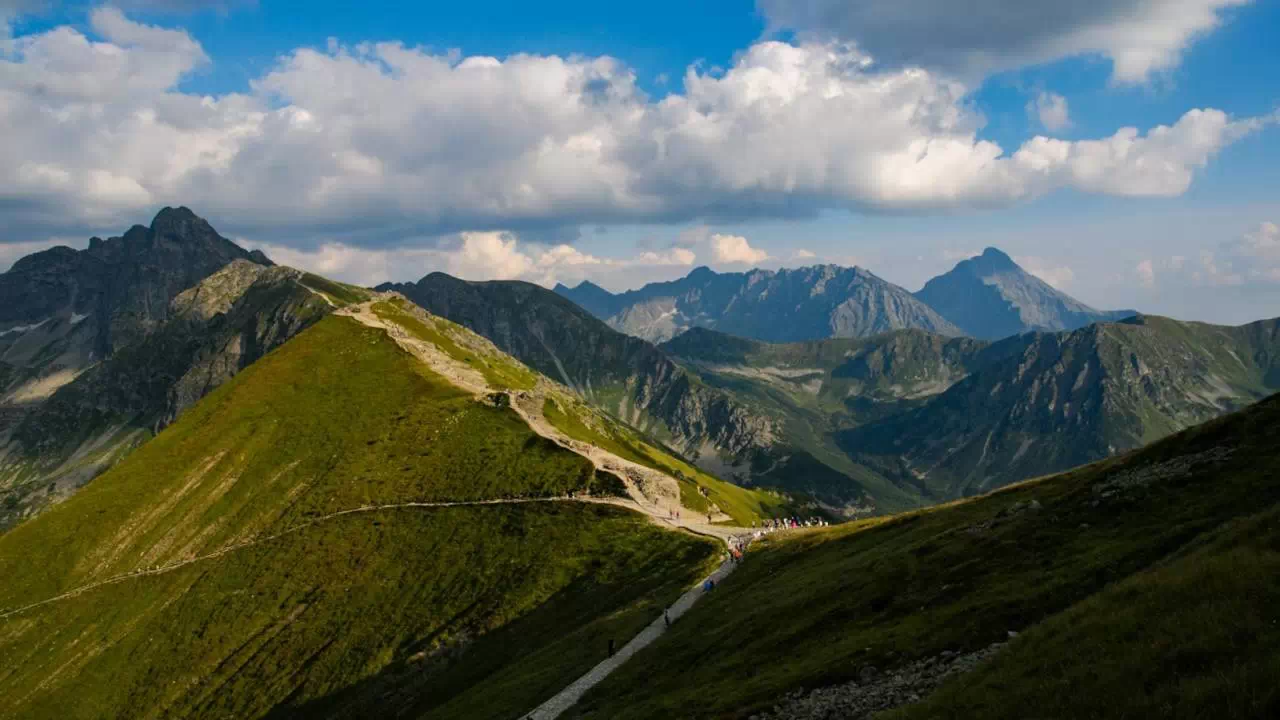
0,9,1271,247
758,0,1253,83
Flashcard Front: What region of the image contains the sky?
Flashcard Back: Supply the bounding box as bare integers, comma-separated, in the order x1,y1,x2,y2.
1,0,1278,324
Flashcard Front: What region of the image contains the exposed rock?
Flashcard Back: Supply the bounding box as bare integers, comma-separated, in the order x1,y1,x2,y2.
755,641,1008,720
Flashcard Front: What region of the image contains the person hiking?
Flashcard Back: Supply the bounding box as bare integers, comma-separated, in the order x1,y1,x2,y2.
608,638,615,657
664,609,671,627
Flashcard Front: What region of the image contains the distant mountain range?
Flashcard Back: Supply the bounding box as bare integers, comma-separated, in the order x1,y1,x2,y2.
3,208,1277,523
556,264,961,343
556,248,1136,343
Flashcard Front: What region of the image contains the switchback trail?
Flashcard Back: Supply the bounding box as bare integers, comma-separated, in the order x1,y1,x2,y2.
0,496,747,622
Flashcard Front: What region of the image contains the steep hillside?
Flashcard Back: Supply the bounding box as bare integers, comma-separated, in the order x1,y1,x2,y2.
840,315,1280,500
556,265,961,343
915,248,1135,339
662,327,990,513
380,274,891,513
567,391,1280,719
0,260,351,531
0,308,732,720
0,207,270,405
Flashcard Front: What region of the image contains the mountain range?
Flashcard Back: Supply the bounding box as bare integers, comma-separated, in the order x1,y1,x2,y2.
0,208,1277,718
4,210,1275,525
556,247,1136,344
555,264,961,343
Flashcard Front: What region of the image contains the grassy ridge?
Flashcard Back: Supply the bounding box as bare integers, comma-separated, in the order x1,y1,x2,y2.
542,395,791,525
566,394,1280,718
0,314,718,719
372,298,537,391
299,273,372,306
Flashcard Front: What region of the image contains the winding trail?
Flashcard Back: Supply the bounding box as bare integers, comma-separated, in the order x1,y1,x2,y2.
2,297,755,720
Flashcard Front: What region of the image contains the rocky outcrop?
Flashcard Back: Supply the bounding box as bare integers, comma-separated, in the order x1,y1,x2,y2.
753,641,1009,720
0,251,327,532
0,207,271,406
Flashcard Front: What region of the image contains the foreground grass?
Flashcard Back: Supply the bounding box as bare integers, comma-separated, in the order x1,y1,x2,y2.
0,314,717,719
1,504,716,720
542,396,790,525
567,394,1280,718
892,505,1280,719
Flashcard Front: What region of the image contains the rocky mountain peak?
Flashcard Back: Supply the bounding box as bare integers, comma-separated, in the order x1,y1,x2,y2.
149,206,217,242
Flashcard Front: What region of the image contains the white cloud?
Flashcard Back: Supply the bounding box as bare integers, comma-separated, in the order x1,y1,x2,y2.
710,233,770,264
1141,221,1280,289
759,0,1253,83
1135,258,1156,288
793,248,816,260
1015,255,1076,289
942,248,981,261
1030,92,1071,132
247,230,702,288
0,13,1272,247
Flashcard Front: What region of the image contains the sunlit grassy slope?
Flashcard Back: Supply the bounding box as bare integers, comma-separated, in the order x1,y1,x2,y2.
0,315,717,719
542,395,792,525
372,294,789,525
567,393,1280,719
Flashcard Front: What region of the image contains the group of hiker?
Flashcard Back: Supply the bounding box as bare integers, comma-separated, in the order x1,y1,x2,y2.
753,516,829,532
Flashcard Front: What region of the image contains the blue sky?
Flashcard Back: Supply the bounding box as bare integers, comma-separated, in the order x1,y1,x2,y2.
1,0,1278,323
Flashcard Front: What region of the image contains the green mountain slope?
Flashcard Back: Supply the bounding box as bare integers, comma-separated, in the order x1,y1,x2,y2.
0,312,723,720
661,327,989,513
566,391,1280,719
0,260,352,531
378,273,875,513
840,314,1280,500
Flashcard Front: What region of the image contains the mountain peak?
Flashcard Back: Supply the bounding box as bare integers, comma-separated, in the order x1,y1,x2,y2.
973,247,1017,271
150,206,214,240
687,266,717,280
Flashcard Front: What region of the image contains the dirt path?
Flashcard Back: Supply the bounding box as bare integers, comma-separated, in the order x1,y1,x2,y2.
522,554,739,720
339,298,731,524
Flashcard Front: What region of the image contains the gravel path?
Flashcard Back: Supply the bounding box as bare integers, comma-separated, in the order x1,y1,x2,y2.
522,554,740,720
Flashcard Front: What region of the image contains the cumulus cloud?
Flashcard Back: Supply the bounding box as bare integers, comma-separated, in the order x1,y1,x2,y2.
1135,258,1156,288
0,12,1272,248
710,233,770,264
1138,221,1280,289
759,0,1253,83
247,229,702,288
1030,92,1071,132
